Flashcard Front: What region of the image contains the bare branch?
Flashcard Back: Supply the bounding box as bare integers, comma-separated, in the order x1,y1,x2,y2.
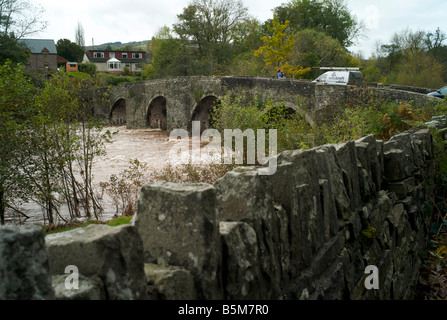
0,0,47,38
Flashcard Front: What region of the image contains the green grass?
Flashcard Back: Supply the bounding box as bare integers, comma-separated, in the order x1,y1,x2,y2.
106,215,133,226
44,219,103,235
44,215,133,235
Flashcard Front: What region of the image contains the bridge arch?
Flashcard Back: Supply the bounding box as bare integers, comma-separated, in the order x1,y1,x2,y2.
110,98,127,125
191,95,220,133
262,101,315,127
147,96,167,130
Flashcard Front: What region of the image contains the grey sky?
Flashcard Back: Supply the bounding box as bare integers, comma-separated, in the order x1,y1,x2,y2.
34,0,447,58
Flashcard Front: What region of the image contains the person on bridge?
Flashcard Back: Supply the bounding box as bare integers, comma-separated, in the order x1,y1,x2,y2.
277,69,284,80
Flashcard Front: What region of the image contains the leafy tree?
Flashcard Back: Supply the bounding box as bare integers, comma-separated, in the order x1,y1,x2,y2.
269,0,362,48
290,28,360,78
123,44,135,51
0,33,28,64
396,52,444,88
56,38,85,62
9,72,111,225
144,27,187,78
143,26,210,79
0,61,35,224
173,0,249,68
372,28,447,86
362,65,381,83
254,15,310,78
227,51,266,76
231,18,264,53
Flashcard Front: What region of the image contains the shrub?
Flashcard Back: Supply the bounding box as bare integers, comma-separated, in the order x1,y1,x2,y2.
100,159,150,216
79,62,97,75
152,163,236,184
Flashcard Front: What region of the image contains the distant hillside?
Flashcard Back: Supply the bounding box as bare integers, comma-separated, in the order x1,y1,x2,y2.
86,40,150,52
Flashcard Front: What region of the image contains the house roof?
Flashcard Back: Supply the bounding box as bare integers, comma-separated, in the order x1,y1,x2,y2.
86,50,146,53
20,39,57,54
57,55,69,63
86,57,145,64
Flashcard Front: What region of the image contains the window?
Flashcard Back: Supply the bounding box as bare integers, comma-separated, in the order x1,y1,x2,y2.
125,63,131,68
109,52,115,58
108,61,121,70
93,52,104,58
132,53,142,59
122,53,128,58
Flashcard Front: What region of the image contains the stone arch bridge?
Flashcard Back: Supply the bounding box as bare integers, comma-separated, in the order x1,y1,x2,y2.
102,76,434,134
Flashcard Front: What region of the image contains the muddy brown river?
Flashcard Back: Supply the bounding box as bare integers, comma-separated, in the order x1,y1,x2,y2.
5,127,177,226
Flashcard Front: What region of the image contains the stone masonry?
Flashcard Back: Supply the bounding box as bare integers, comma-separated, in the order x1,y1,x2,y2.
0,123,442,300
132,125,438,300
106,77,435,134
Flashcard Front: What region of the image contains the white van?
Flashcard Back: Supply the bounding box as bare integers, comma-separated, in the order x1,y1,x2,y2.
313,69,363,86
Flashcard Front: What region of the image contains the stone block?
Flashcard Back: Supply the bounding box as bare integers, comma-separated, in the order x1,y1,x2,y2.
387,177,416,199
0,225,54,300
356,135,382,191
383,132,417,182
135,181,222,300
214,167,282,298
45,224,147,300
335,141,362,212
144,263,198,300
315,145,352,222
52,274,105,300
219,221,262,300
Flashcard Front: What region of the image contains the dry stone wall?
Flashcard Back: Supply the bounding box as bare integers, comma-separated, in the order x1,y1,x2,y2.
0,122,443,300
134,126,438,300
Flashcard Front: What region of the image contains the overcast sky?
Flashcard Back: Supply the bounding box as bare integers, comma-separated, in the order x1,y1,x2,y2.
34,0,447,58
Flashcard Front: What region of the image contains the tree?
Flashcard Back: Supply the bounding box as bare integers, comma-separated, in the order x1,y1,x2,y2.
290,28,360,79
372,28,447,85
144,25,213,79
0,32,28,64
231,18,263,53
396,52,444,88
75,21,85,49
424,27,446,65
0,61,35,224
173,0,249,68
0,0,47,38
23,74,110,224
56,38,84,63
254,15,310,78
269,0,362,48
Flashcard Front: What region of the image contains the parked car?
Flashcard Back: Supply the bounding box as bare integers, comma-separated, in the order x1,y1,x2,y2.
313,70,363,86
428,86,447,99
